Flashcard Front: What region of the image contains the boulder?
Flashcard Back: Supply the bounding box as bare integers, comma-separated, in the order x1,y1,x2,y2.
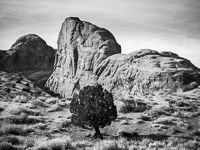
0,34,55,87
46,17,200,99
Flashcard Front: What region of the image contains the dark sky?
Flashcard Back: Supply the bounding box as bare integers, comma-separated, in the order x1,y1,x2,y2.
0,0,200,67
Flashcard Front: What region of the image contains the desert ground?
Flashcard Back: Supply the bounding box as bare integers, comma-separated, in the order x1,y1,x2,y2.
0,71,200,150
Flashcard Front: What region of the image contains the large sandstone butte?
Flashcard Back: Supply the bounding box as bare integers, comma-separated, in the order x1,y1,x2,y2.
46,17,121,97
0,34,55,87
46,17,200,99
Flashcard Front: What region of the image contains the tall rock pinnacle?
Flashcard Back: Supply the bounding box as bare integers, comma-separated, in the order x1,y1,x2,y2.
46,17,121,97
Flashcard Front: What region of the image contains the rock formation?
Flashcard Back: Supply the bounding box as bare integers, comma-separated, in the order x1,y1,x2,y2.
0,34,55,87
46,17,121,97
95,49,200,98
46,17,200,99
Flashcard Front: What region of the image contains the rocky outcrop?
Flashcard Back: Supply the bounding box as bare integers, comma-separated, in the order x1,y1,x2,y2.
46,17,200,99
95,49,200,98
46,17,121,97
0,71,48,101
0,34,55,87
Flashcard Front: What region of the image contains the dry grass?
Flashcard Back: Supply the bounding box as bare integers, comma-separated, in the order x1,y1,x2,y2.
33,136,76,150
93,139,129,150
147,106,173,119
0,123,27,135
93,137,200,150
61,119,71,128
119,101,149,114
7,113,43,124
9,107,41,116
0,135,24,145
31,100,48,107
0,142,16,150
0,107,4,112
12,95,28,103
47,104,63,112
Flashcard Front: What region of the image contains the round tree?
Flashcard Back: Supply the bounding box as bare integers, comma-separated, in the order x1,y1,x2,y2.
70,84,117,139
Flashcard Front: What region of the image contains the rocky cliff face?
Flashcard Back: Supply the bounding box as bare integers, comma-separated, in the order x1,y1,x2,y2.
46,17,121,97
0,34,55,87
46,17,200,99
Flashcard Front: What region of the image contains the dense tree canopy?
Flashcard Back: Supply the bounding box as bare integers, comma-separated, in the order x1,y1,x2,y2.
70,84,117,139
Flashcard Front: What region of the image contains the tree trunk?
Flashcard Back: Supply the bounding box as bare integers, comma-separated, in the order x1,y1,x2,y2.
93,126,103,139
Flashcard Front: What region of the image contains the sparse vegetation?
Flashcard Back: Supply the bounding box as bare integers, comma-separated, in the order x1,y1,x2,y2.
1,70,200,150
7,114,43,124
0,142,15,150
118,130,139,138
31,99,48,107
0,124,26,135
182,82,198,92
48,104,63,112
61,119,71,128
0,107,4,112
93,137,200,150
0,135,24,145
119,101,149,114
12,95,28,103
147,106,173,119
34,136,75,150
9,107,41,116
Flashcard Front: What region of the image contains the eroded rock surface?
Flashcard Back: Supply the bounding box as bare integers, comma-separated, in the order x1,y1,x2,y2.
46,17,200,99
96,49,200,98
0,71,48,101
46,17,121,97
0,34,55,87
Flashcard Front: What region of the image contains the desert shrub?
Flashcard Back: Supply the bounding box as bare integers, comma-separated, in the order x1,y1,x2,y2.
0,142,16,150
61,119,71,128
153,116,188,129
24,137,35,149
73,141,93,149
176,101,190,107
182,82,198,92
153,116,177,125
139,114,152,121
172,111,194,118
45,97,59,104
0,124,26,135
70,84,117,139
12,95,27,103
0,107,4,112
0,135,24,145
7,113,43,124
118,130,139,138
31,100,47,107
191,129,200,136
9,107,41,116
58,101,70,107
93,139,128,150
119,101,149,114
34,136,75,150
147,106,172,119
175,101,198,112
47,104,63,112
92,137,200,150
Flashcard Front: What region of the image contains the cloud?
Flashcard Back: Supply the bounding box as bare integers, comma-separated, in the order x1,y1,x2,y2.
0,0,200,67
